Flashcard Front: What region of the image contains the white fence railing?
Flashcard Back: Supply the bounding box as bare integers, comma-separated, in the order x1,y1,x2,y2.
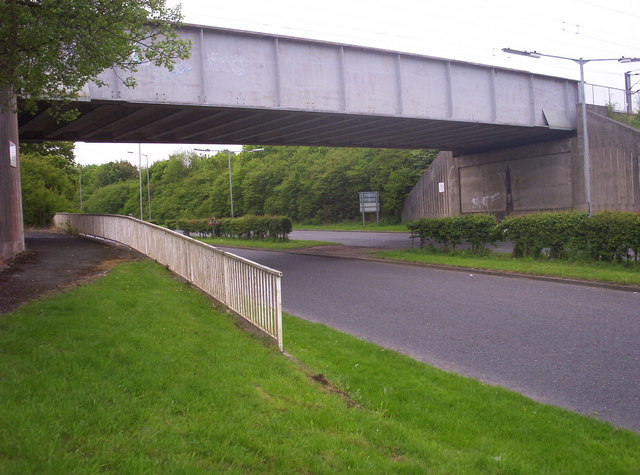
53,213,283,350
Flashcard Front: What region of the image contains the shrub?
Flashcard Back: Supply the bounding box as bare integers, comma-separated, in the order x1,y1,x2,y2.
176,218,211,236
455,214,498,254
408,214,498,254
583,211,639,262
500,212,588,259
218,215,292,241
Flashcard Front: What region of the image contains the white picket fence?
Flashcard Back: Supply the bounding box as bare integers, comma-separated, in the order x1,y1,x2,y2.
53,213,283,350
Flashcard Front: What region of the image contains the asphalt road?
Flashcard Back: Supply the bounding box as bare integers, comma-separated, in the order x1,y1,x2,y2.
224,246,640,433
290,229,514,252
290,230,414,248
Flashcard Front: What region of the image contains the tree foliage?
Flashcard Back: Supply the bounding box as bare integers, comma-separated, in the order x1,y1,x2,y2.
0,0,191,112
20,149,78,226
79,146,435,224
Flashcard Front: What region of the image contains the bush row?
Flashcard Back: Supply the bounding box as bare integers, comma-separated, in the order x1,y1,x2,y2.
159,215,293,241
409,211,640,262
408,214,498,253
500,211,640,262
218,215,292,241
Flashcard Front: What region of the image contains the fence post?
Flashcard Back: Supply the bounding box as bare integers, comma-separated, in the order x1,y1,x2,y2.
275,275,283,351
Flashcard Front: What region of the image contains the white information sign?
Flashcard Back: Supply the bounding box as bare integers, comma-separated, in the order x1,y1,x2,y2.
9,141,17,167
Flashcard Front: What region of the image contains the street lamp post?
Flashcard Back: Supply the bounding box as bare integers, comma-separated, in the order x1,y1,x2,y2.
502,48,640,216
78,165,83,212
127,146,149,220
193,148,264,218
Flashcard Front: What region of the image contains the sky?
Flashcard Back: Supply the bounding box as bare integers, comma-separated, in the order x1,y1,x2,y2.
74,0,640,165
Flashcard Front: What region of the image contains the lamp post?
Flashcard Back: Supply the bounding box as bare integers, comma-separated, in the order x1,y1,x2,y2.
78,165,83,212
502,48,640,216
193,148,264,218
127,150,151,220
127,146,147,220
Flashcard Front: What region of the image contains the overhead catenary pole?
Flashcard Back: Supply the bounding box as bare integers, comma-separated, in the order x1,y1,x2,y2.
501,48,640,216
625,71,633,114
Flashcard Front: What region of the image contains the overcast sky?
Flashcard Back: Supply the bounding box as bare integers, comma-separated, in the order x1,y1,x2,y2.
74,0,640,165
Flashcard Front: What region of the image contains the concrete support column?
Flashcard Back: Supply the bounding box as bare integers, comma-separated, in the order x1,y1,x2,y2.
0,90,25,265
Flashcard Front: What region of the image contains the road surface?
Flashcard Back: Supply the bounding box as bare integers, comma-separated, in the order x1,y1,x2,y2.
289,229,513,252
224,246,640,433
290,230,414,248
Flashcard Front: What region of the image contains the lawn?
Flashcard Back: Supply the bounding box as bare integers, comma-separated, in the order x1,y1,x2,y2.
1,261,638,473
376,248,640,287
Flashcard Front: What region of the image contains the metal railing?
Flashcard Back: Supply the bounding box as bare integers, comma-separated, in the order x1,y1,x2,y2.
586,83,639,114
53,213,283,350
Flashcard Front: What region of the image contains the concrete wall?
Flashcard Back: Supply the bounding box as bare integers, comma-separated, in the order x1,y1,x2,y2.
402,108,640,220
401,151,459,220
588,111,640,213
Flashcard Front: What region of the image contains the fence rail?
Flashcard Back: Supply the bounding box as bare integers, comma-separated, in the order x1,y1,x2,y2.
53,213,283,350
586,82,639,114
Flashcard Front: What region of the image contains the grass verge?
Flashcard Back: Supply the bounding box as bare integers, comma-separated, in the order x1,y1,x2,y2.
375,248,640,287
294,222,408,232
1,261,639,473
197,237,335,250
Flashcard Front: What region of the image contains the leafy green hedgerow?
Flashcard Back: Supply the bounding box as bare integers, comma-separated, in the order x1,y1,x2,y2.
583,211,640,262
218,215,293,241
499,212,588,259
409,215,497,253
158,215,293,241
409,211,640,263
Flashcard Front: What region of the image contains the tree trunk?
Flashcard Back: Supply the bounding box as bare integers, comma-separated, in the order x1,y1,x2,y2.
0,89,25,265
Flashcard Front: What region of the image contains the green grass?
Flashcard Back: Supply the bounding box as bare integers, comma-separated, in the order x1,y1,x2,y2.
376,248,640,286
1,261,639,473
609,111,640,130
197,237,335,249
294,222,408,232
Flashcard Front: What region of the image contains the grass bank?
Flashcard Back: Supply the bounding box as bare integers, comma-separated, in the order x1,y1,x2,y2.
197,236,335,250
1,261,638,472
376,248,640,287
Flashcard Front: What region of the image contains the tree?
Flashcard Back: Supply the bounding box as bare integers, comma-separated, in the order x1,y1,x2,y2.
0,0,191,113
0,0,190,262
20,152,77,226
94,161,139,188
20,142,76,167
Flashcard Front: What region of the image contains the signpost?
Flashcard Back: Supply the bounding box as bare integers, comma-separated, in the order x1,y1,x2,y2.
359,191,380,226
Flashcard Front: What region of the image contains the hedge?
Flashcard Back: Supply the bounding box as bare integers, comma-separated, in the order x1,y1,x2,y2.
409,211,640,262
219,215,292,240
498,212,588,259
408,214,498,253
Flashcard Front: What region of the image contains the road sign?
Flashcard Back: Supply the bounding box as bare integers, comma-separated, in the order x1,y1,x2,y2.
359,191,380,225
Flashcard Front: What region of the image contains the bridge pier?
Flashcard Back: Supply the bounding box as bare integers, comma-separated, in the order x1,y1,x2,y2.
0,91,24,265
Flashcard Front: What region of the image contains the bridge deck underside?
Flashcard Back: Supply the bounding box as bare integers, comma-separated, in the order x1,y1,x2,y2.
18,101,574,153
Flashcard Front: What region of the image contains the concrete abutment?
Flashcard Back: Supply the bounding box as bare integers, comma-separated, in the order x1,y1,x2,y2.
402,106,640,220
